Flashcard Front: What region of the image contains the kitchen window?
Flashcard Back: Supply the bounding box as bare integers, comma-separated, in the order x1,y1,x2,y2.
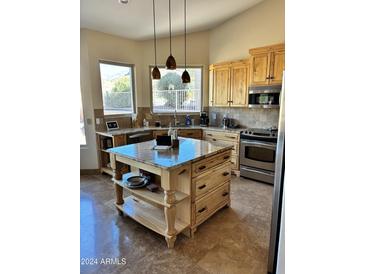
99,61,136,115
151,66,202,113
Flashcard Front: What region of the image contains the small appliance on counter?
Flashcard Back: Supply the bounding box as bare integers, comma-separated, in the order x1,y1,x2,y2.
200,112,209,126
185,115,192,126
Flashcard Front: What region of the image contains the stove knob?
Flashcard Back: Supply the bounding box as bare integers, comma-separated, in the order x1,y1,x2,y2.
245,130,248,134
249,131,253,134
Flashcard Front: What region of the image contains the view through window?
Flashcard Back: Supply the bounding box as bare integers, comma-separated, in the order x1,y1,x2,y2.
99,61,135,115
80,91,86,145
151,67,202,113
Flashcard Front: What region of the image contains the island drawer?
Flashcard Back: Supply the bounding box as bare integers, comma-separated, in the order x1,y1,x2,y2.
195,182,230,225
193,162,231,199
204,136,238,154
192,150,231,177
203,130,239,142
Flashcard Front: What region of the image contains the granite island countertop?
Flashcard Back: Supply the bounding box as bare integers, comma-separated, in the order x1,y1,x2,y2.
107,138,233,170
97,125,243,137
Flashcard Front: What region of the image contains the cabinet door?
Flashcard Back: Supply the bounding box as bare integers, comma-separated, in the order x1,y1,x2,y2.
270,50,285,85
213,67,230,106
250,53,270,86
208,66,214,106
230,62,249,107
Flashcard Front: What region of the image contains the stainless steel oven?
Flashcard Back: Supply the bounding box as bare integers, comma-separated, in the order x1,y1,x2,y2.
240,128,277,184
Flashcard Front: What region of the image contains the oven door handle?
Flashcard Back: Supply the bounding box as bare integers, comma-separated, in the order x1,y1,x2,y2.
241,140,276,150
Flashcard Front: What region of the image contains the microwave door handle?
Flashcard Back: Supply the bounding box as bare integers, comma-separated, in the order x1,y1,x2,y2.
241,140,276,150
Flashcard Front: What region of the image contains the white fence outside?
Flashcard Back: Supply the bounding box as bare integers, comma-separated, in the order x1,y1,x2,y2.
152,88,201,112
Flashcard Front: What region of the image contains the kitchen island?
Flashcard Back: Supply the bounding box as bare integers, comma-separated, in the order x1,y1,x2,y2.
108,138,233,248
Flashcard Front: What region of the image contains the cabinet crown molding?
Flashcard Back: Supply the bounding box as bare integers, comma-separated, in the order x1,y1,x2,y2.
249,43,285,55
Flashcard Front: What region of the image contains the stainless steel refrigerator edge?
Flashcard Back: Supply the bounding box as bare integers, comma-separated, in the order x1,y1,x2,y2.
267,72,285,274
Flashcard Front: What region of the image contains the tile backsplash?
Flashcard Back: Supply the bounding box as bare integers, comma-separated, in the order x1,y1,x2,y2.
209,107,279,129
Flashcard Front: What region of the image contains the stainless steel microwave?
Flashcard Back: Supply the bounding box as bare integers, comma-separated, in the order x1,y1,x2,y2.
248,85,281,109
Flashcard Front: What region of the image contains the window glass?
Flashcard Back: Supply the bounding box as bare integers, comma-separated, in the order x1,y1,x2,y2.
151,67,202,113
99,62,135,115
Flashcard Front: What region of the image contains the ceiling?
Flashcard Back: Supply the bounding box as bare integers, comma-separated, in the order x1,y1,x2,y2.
80,0,264,40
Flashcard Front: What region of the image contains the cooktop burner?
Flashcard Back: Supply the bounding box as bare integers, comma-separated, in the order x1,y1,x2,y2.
241,127,278,142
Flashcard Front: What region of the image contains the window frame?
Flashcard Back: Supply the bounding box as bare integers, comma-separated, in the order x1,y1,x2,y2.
98,60,137,117
80,89,87,147
149,65,204,114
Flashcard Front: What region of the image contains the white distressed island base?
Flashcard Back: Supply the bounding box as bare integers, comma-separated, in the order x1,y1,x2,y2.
108,138,232,248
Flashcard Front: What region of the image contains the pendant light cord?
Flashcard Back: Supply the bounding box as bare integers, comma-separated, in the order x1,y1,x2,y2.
169,0,172,55
153,0,157,66
184,0,187,69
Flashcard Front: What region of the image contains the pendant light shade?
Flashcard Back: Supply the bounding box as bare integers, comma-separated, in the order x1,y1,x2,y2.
152,66,161,79
181,0,190,83
182,69,190,83
151,0,160,79
166,54,176,70
166,0,176,70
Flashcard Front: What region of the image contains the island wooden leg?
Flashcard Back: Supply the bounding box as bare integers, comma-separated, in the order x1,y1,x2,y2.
110,153,123,215
165,235,177,249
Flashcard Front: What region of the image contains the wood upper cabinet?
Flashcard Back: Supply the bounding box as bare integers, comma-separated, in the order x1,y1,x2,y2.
213,65,230,107
270,50,285,85
249,43,285,86
230,61,249,107
210,60,249,107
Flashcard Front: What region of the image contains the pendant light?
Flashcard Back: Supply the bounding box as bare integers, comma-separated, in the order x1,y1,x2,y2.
181,0,190,83
151,0,161,79
165,0,176,69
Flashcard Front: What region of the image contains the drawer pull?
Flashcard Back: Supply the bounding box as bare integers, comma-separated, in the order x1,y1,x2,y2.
223,172,230,176
198,207,207,213
198,184,207,190
222,192,229,197
178,169,186,175
225,135,235,139
198,165,206,170
212,138,217,141
223,155,230,160
187,133,193,136
207,133,213,136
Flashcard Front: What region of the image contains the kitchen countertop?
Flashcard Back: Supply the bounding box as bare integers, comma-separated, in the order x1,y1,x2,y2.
97,125,243,137
107,138,233,170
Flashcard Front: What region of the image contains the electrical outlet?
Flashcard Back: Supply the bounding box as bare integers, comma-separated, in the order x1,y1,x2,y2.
96,118,101,125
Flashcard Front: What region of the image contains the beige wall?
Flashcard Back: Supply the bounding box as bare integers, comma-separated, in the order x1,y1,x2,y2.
139,31,210,107
209,0,285,63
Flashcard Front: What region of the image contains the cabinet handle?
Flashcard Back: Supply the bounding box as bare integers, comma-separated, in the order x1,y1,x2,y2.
222,192,229,197
270,76,275,79
198,207,207,213
225,135,235,139
212,138,217,141
198,165,206,170
266,76,271,79
178,169,186,175
187,133,193,136
223,155,230,160
198,184,207,190
207,134,213,136
223,172,230,176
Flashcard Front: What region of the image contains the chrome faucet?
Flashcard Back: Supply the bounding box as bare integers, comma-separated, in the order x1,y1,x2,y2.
173,110,179,126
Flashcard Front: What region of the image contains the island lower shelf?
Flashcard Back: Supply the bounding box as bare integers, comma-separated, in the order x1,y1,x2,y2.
113,172,190,208
115,196,190,237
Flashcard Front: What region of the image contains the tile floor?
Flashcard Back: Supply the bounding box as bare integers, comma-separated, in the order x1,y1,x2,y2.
80,174,273,274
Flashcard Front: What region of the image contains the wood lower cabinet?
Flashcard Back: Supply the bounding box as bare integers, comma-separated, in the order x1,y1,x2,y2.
177,129,202,139
203,129,240,176
249,43,285,86
96,132,127,176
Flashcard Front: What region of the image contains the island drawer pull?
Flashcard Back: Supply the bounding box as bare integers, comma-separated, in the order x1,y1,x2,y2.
207,133,213,136
223,155,230,160
198,184,206,190
223,172,230,176
198,165,206,170
198,207,207,213
178,169,186,175
187,133,193,136
222,192,229,197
